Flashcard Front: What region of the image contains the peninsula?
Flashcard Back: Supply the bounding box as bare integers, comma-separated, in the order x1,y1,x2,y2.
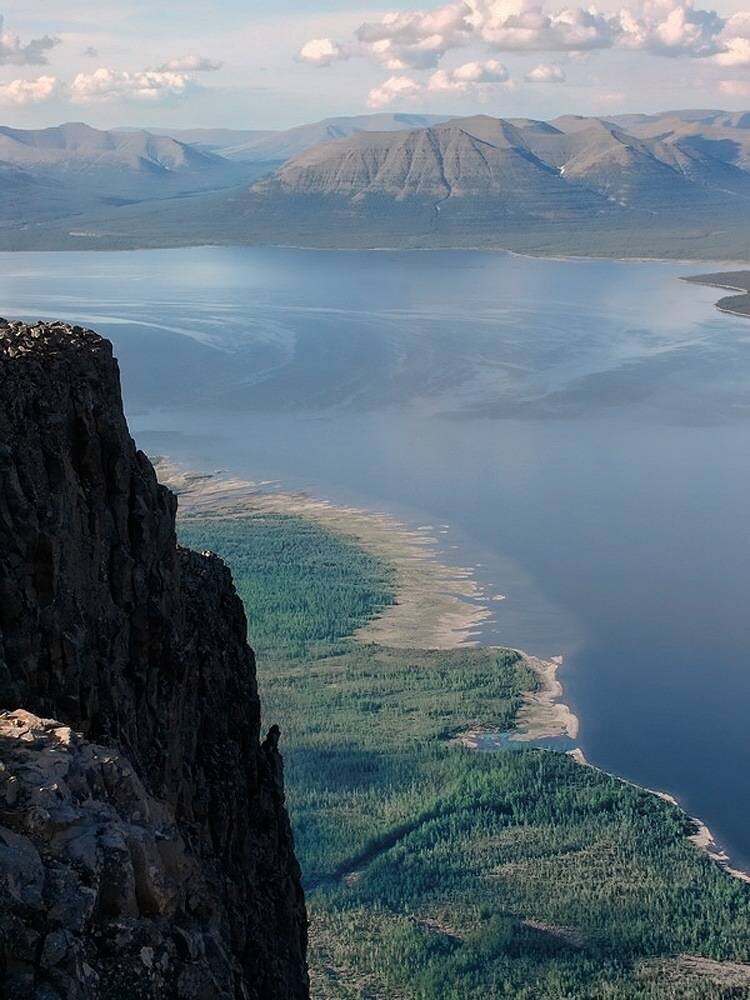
685,270,750,319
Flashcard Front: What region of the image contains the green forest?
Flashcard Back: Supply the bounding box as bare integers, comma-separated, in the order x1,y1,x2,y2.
178,513,750,999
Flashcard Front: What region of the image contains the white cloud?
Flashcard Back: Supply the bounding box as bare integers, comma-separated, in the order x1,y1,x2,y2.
617,0,725,57
0,15,58,65
471,1,618,53
357,3,471,69
343,0,750,107
158,54,223,72
715,37,750,67
525,62,566,81
712,11,750,67
367,74,422,107
297,37,347,67
0,74,58,105
70,67,192,104
723,12,750,39
718,79,750,97
428,58,509,91
366,58,510,104
333,0,750,67
596,90,627,106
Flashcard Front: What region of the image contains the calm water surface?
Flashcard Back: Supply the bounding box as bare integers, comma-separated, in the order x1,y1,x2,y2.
2,246,749,868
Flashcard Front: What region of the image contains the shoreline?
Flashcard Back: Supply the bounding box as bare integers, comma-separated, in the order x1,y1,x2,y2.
654,791,750,886
451,650,580,750
156,458,577,732
681,272,750,320
156,459,491,649
573,767,750,888
3,240,748,270
156,457,750,886
510,653,580,742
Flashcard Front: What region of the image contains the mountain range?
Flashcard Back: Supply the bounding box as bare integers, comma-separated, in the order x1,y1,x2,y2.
0,121,260,227
3,109,750,258
127,114,451,163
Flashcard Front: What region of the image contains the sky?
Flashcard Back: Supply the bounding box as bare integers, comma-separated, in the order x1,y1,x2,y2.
1,0,750,130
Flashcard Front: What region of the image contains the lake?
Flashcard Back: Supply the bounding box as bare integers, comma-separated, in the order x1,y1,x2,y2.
2,245,749,869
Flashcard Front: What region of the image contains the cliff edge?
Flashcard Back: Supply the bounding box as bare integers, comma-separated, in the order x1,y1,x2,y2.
0,320,308,998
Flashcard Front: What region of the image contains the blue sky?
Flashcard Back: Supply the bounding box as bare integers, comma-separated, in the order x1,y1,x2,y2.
1,0,749,129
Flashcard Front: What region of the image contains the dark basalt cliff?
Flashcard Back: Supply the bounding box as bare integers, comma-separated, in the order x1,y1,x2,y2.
0,320,308,998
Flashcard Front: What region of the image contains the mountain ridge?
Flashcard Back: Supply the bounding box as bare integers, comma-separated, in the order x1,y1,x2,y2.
0,121,260,227
254,112,750,207
2,108,750,257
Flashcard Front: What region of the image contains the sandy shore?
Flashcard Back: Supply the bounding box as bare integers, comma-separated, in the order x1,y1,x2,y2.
654,790,750,885
511,654,580,742
157,459,578,741
157,458,578,736
157,458,750,885
156,460,491,649
452,652,579,750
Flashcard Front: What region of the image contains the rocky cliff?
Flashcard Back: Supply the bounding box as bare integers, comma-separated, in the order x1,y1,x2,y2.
0,319,308,998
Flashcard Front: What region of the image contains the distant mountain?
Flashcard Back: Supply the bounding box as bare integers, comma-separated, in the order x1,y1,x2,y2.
609,109,750,130
116,126,276,156
257,116,609,219
252,112,750,213
619,114,750,175
218,113,450,163
3,110,750,258
0,122,258,227
0,122,220,172
111,115,450,165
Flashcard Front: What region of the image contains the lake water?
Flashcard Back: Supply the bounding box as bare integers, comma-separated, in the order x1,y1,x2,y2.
2,246,749,869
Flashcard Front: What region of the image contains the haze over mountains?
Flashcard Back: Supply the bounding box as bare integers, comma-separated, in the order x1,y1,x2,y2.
130,114,451,163
0,121,257,227
3,109,750,258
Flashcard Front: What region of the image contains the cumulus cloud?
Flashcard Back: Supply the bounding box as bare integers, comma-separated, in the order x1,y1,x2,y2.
715,37,750,67
0,74,58,105
70,67,192,104
297,37,347,66
617,0,725,57
471,1,618,53
314,0,750,64
367,74,422,107
158,54,222,72
710,12,750,66
525,62,566,81
596,90,627,105
357,3,471,68
723,12,750,38
428,58,509,91
719,78,750,97
304,0,750,102
367,59,510,105
0,15,58,66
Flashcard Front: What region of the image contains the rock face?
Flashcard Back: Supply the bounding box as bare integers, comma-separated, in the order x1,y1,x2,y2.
0,320,308,997
254,113,750,210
